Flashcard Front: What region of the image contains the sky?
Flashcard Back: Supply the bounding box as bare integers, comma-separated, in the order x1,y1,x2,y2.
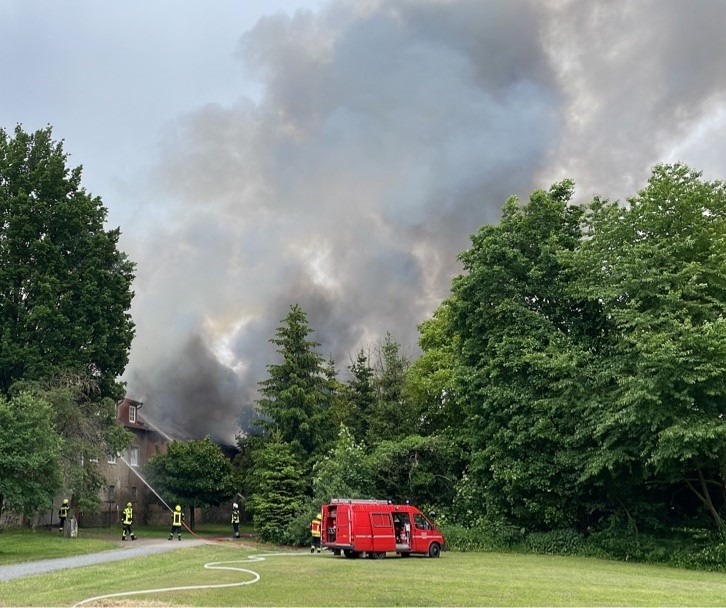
2,0,726,443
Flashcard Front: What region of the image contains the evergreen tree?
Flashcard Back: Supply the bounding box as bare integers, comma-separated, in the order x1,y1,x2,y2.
254,304,335,464
342,349,376,443
246,434,306,543
366,333,414,444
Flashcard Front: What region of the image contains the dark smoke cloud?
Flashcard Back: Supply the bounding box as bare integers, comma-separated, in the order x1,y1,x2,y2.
124,0,726,443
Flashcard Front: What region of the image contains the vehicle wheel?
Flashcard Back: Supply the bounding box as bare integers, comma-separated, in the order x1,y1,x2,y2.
370,551,386,559
400,552,411,558
428,542,441,558
344,550,360,559
333,549,341,556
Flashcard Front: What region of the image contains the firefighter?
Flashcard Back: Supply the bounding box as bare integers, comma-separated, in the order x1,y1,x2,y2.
231,502,240,539
58,499,69,533
168,505,184,541
121,502,136,541
310,512,322,553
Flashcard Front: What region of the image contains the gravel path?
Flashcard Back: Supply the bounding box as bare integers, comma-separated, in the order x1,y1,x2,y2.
0,538,209,582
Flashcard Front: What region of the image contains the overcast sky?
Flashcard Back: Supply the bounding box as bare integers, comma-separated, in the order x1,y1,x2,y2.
2,0,726,442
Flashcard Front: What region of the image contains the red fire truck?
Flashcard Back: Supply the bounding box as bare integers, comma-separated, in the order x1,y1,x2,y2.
321,498,444,559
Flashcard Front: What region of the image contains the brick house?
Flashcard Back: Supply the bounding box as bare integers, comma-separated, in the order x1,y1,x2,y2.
81,397,172,527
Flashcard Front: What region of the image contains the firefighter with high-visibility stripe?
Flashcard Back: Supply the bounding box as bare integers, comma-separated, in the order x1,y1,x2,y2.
231,503,240,539
168,505,184,541
121,502,136,541
58,498,69,534
310,513,322,553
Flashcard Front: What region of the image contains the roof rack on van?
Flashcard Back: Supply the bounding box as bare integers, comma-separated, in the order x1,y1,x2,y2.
329,498,390,505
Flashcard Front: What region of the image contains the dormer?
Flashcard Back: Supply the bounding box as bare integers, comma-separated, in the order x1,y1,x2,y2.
117,397,143,426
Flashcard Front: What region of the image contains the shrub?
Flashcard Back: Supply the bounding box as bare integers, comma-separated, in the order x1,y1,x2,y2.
441,521,523,552
672,541,726,572
524,529,585,555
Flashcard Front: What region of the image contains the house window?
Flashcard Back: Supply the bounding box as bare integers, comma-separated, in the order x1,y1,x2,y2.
129,406,136,423
129,447,139,467
131,486,137,499
108,453,117,464
108,485,115,501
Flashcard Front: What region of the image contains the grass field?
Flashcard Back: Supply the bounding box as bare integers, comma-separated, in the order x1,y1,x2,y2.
2,527,726,606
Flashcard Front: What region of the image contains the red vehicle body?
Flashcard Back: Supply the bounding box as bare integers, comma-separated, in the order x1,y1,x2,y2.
321,498,444,559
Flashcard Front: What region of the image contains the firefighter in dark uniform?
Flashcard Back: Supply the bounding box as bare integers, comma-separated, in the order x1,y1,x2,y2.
231,502,240,538
121,502,136,541
58,499,69,533
168,505,184,540
310,513,322,553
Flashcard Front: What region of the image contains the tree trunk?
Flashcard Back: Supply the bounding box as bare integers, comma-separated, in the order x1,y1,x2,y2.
684,469,724,532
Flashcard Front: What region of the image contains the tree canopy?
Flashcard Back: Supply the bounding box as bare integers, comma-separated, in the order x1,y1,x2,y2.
0,125,135,399
0,392,63,517
145,437,237,530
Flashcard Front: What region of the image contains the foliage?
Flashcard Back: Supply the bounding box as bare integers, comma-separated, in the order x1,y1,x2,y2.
312,425,373,503
672,541,726,572
0,391,62,517
407,301,461,435
366,333,414,444
0,125,135,399
523,528,587,556
340,350,376,443
254,304,336,466
245,435,306,543
440,521,524,552
366,433,459,506
568,164,726,531
449,180,592,530
145,437,236,528
9,375,133,514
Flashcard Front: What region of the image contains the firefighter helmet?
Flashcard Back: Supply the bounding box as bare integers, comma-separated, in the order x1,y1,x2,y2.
233,503,238,509
126,502,132,507
175,505,181,512
315,513,322,520
62,498,69,504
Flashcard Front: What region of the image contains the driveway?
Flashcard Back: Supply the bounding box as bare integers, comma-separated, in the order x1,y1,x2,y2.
0,537,209,582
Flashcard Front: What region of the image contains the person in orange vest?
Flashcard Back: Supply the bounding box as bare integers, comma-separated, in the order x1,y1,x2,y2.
168,505,184,541
58,499,69,533
310,513,322,553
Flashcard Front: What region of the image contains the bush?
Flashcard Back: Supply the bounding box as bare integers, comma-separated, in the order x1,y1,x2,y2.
524,529,586,555
441,521,523,552
672,541,726,572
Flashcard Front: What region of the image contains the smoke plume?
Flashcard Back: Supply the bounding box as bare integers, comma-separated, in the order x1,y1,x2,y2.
124,0,726,443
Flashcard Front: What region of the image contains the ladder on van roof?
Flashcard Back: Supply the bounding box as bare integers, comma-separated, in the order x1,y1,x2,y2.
329,498,390,505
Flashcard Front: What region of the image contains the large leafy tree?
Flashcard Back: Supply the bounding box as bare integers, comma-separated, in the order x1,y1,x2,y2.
0,391,62,518
10,374,133,514
449,180,594,529
145,437,237,530
0,125,135,399
569,163,726,531
407,301,461,435
312,425,372,503
254,304,335,464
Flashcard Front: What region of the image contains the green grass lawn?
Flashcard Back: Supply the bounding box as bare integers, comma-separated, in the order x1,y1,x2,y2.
2,530,726,606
